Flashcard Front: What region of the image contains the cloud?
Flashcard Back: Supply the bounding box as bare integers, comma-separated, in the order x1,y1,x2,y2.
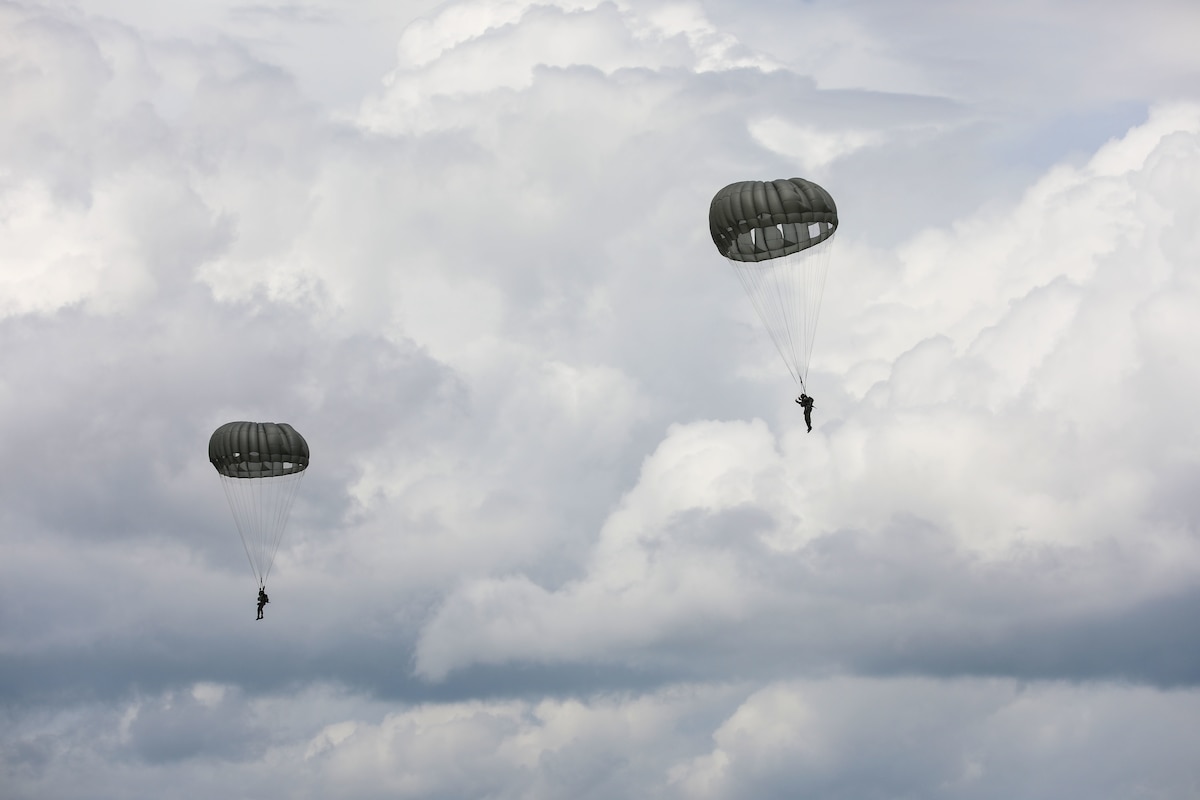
6,678,1200,799
2,0,1199,798
669,677,1200,799
748,119,886,172
713,0,1200,111
362,0,776,136
413,103,1200,682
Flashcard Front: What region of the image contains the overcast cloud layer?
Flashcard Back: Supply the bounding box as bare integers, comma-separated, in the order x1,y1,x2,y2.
3,0,1200,797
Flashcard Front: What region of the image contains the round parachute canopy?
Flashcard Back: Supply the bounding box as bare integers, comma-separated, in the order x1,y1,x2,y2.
709,178,839,388
209,421,309,587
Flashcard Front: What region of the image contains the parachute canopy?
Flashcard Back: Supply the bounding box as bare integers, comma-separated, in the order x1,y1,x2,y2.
209,421,309,587
709,177,839,388
209,421,309,478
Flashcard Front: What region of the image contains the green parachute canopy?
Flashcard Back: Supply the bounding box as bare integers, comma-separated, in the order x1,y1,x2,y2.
209,421,309,587
709,178,839,388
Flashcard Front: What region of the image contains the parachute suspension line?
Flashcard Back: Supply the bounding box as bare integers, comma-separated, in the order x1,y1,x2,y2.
256,474,268,583
800,233,834,388
219,474,261,584
217,471,305,586
732,225,801,384
261,470,305,585
727,232,835,388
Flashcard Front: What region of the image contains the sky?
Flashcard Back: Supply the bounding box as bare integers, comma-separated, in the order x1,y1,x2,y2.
2,0,1200,797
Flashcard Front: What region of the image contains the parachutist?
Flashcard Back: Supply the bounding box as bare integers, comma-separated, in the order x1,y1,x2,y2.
256,587,269,620
796,393,815,432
